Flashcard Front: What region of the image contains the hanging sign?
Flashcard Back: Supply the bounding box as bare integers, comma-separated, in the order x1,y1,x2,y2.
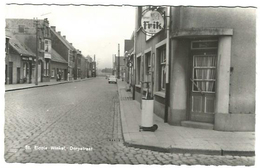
141,10,164,35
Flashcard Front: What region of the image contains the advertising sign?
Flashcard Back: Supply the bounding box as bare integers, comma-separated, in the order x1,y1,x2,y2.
44,39,52,59
141,10,164,35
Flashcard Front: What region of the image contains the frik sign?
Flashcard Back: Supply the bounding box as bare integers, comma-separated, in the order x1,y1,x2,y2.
141,9,164,35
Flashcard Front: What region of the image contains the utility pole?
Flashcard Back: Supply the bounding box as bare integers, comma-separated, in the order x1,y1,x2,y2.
94,54,96,77
35,18,39,85
114,54,116,76
118,43,120,79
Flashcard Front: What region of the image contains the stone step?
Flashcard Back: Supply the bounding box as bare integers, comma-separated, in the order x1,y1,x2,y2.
181,121,214,130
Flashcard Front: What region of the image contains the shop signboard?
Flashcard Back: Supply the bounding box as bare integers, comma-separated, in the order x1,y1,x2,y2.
141,9,164,35
44,39,51,59
22,57,29,61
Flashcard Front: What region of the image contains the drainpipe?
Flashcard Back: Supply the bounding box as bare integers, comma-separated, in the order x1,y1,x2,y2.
132,30,136,100
164,7,171,123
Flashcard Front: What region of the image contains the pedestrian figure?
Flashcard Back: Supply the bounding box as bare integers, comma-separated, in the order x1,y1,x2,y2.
67,72,70,81
56,72,59,81
59,72,61,81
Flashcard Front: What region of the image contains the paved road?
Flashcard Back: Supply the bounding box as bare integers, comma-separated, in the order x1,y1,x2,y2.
4,77,255,165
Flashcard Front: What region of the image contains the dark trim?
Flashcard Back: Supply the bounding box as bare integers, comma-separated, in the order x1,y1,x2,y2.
164,83,170,122
171,28,233,39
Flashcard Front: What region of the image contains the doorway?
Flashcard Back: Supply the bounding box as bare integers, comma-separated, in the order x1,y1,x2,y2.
17,67,20,83
9,62,13,84
189,42,218,123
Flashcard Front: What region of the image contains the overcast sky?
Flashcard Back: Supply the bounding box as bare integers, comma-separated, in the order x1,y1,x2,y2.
5,4,135,69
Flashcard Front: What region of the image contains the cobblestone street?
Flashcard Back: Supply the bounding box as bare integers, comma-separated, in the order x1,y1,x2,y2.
4,77,255,165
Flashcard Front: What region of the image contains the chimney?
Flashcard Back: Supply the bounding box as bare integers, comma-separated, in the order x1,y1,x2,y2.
63,35,66,39
50,26,56,31
57,31,61,35
70,43,73,46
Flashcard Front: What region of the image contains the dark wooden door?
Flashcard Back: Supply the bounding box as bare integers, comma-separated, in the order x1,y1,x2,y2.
9,62,13,84
17,67,20,83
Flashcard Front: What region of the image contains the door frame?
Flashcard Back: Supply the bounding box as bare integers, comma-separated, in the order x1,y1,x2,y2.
187,39,218,123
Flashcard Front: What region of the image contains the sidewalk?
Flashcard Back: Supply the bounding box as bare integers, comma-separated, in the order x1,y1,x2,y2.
117,80,255,156
5,78,91,92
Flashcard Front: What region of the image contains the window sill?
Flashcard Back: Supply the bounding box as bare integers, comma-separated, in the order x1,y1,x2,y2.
154,91,166,98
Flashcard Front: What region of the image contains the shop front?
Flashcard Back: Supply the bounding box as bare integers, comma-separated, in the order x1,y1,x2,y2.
21,56,43,84
167,28,247,131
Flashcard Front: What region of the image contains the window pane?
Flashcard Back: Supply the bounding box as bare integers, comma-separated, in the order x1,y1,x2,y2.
193,55,217,93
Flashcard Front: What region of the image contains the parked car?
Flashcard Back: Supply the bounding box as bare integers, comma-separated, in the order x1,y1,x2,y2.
108,75,117,84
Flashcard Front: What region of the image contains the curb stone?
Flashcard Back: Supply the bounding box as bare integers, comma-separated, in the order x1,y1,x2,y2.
5,78,93,92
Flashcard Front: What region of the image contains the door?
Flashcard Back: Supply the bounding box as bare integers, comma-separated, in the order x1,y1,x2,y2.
5,65,7,84
64,69,67,80
189,50,217,123
9,62,13,84
38,62,41,82
17,67,20,83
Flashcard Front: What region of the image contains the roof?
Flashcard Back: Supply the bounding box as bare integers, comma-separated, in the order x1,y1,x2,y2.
50,27,76,51
7,31,35,57
51,48,68,64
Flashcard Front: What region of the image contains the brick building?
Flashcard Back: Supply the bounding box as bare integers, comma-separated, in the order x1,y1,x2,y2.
50,26,76,80
5,18,51,84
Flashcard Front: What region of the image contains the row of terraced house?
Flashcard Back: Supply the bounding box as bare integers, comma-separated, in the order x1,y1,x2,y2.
123,6,256,132
5,18,96,85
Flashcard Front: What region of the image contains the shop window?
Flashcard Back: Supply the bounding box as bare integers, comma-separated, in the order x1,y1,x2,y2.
145,52,151,75
23,63,27,77
61,70,64,79
46,61,49,76
137,56,141,84
51,68,55,77
158,45,166,91
43,61,46,76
